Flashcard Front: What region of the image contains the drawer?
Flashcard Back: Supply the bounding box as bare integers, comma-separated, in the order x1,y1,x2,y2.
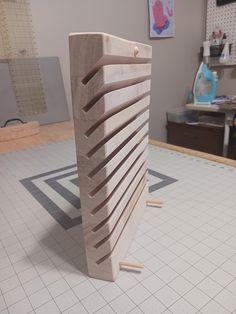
167,121,224,156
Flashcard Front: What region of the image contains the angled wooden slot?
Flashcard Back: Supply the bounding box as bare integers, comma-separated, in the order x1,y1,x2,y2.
87,173,148,260
69,32,152,281
80,80,151,134
81,63,151,113
82,151,148,224
76,110,149,170
79,96,150,156
88,124,149,181
89,165,148,244
88,184,148,281
88,138,148,198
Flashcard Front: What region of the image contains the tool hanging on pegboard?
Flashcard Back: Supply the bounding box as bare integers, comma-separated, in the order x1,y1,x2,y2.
206,0,236,66
0,0,46,116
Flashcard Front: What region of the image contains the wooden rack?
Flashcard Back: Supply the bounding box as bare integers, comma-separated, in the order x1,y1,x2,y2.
69,33,152,281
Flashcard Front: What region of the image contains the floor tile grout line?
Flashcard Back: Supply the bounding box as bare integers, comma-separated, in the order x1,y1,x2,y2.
2,248,58,312
64,300,89,314
139,199,236,264
138,216,235,282
0,213,71,312
134,246,230,312
160,227,235,310
197,290,232,313
0,144,235,312
0,200,86,289
128,210,236,312
50,288,80,313
133,213,232,274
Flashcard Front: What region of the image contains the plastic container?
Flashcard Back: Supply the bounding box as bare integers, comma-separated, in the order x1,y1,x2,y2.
167,108,198,123
198,115,224,127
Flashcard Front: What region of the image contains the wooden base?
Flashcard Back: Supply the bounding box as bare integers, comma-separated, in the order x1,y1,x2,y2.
0,121,40,142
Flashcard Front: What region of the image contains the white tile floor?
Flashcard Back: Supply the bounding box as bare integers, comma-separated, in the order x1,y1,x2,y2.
0,139,236,313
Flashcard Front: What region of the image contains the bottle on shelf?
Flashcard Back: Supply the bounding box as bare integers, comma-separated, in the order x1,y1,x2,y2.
219,42,230,64
222,33,227,45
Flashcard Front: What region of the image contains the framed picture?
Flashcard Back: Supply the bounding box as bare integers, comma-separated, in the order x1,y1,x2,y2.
149,0,175,38
217,0,236,5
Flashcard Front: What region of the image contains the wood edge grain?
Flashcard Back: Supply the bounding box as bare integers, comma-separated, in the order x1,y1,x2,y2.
0,121,39,142
149,139,236,168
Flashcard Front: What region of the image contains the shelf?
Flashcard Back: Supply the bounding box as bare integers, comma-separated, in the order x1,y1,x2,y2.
186,103,221,112
209,62,236,67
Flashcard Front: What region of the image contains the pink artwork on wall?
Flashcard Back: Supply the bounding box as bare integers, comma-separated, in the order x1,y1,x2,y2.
149,0,175,38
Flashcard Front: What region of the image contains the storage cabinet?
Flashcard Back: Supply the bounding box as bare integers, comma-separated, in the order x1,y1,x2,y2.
167,121,224,156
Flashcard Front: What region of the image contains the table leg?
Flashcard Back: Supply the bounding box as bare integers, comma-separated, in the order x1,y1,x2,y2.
223,113,234,157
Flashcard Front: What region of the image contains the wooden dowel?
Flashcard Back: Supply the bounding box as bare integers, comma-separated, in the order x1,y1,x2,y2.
134,46,139,57
146,199,163,206
119,261,144,269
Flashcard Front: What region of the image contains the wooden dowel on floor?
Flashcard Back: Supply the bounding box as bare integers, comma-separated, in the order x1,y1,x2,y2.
119,261,144,269
146,199,163,206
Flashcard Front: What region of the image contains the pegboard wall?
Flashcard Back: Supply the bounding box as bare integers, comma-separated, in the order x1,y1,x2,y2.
206,0,236,65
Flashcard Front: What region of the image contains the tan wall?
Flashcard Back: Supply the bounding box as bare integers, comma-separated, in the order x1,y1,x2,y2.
31,0,206,141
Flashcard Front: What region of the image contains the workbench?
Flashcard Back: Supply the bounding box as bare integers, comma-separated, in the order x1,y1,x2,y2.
186,103,236,157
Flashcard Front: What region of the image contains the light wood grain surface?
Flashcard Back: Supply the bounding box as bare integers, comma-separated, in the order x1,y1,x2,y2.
149,139,236,168
70,32,152,281
0,121,39,142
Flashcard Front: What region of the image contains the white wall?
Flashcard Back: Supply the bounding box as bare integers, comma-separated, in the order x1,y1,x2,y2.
31,0,205,141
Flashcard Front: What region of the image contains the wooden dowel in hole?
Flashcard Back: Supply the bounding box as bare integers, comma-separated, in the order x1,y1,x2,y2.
146,199,163,206
119,261,144,269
